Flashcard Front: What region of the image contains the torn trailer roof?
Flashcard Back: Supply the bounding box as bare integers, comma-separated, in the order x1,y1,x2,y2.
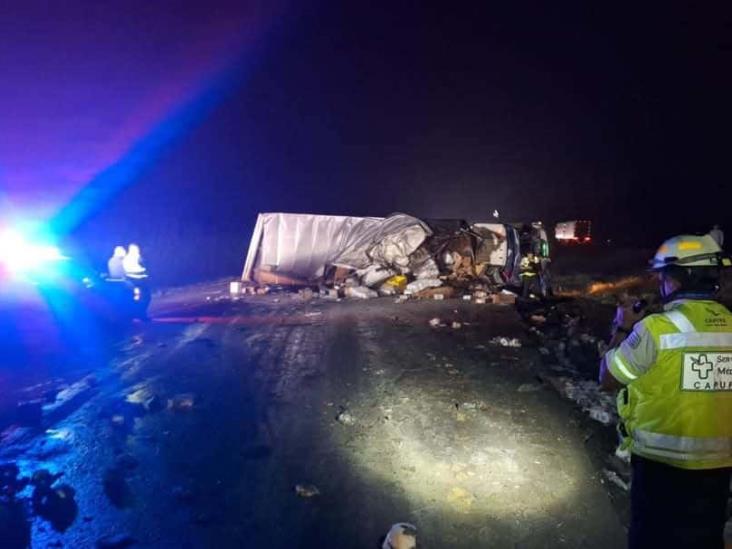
241,213,429,284
241,212,522,288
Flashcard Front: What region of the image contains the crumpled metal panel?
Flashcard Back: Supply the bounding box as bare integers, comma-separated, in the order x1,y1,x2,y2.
333,213,431,271
472,223,509,266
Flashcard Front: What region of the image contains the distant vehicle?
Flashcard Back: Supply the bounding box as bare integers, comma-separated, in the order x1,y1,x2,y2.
555,220,592,244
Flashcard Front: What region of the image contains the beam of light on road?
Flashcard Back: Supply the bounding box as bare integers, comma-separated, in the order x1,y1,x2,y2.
335,383,588,522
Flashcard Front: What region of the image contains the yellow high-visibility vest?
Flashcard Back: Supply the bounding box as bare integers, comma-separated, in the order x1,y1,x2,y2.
616,300,732,469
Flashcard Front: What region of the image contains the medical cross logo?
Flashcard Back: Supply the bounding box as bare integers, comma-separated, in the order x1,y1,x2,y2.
682,352,732,391
690,354,714,380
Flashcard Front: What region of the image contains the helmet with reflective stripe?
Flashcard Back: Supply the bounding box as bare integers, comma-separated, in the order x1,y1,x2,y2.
650,234,730,271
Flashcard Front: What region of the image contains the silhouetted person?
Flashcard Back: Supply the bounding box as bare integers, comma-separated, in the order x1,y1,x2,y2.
107,246,126,279
123,243,147,279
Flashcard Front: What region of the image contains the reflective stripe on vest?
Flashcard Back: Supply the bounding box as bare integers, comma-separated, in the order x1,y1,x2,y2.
659,332,732,350
633,429,732,462
665,310,696,333
613,352,637,380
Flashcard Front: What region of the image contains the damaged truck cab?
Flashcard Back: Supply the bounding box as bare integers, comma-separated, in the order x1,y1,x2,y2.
470,223,523,289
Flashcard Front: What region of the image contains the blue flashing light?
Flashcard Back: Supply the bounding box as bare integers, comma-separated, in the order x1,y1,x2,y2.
0,228,68,280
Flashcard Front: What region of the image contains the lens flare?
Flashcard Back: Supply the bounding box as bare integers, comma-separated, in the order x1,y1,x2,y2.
0,229,66,276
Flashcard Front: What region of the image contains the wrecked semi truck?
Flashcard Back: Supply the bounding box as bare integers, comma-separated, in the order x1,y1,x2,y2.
241,212,523,296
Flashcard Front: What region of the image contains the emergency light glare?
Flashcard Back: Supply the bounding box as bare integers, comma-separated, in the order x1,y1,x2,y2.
0,229,67,275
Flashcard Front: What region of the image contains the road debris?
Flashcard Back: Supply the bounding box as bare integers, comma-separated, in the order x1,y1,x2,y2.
382,522,417,549
428,318,442,327
294,484,320,498
298,288,315,301
491,292,517,305
168,393,195,412
42,374,98,426
589,408,612,425
345,286,378,299
517,383,542,393
336,409,356,425
547,377,617,425
489,337,522,348
405,278,442,295
460,401,484,411
602,469,629,491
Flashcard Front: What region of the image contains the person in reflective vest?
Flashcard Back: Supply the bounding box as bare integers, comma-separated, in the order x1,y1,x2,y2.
519,252,540,298
599,234,732,548
107,245,127,279
123,243,147,280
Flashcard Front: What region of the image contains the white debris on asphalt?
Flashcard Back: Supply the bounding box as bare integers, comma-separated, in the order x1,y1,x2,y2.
382,522,417,549
517,383,542,393
602,469,629,491
404,278,442,295
429,318,442,327
489,337,522,348
294,484,320,498
345,286,378,299
412,257,439,280
168,393,196,411
550,378,617,425
451,321,462,329
589,407,612,425
336,410,356,425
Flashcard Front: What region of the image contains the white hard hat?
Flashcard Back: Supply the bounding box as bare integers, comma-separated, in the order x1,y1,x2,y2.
650,234,730,270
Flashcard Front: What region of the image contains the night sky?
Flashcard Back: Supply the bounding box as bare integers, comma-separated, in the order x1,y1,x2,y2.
1,2,730,283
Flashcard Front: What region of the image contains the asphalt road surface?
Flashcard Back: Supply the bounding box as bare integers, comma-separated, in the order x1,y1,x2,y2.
0,284,627,548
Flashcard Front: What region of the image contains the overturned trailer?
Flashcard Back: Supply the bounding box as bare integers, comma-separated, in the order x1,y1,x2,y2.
241,212,522,292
